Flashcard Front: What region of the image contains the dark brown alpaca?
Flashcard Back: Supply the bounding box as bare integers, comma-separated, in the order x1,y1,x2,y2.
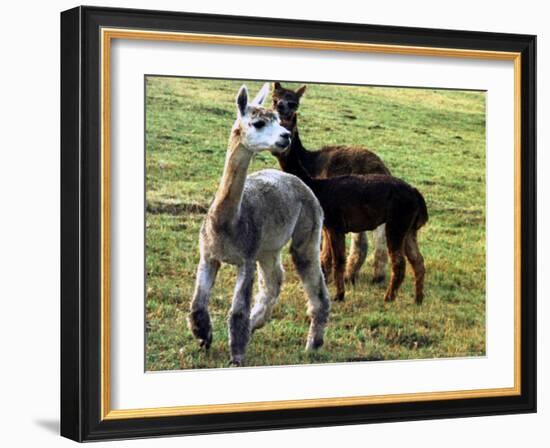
274,114,428,304
272,82,391,284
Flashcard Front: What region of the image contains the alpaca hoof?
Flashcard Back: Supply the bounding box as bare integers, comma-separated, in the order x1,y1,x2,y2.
415,295,424,305
344,274,356,286
384,294,395,303
249,313,265,333
229,355,244,367
371,275,385,284
322,272,333,284
199,336,212,350
306,337,324,351
333,293,345,302
188,309,212,349
250,323,264,335
322,266,333,283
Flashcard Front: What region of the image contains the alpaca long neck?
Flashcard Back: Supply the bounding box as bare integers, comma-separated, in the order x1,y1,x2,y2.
210,132,252,226
277,131,318,191
291,129,306,154
289,129,315,168
280,119,317,174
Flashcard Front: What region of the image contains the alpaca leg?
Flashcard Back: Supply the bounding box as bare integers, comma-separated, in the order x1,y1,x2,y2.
383,223,408,302
326,230,347,302
228,262,256,366
384,250,406,302
320,228,333,283
404,232,425,305
188,257,220,349
372,224,388,284
290,242,331,351
250,252,284,332
345,232,368,285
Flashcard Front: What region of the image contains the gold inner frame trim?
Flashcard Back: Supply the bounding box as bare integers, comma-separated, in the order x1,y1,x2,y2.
100,27,522,421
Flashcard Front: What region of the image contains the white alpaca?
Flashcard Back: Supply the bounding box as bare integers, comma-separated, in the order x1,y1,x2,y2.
187,84,330,366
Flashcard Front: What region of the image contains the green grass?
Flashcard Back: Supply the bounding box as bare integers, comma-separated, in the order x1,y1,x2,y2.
145,76,486,370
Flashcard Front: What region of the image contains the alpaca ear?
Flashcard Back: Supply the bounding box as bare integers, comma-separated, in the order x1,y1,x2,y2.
251,82,270,106
296,84,307,98
236,85,248,117
273,81,282,91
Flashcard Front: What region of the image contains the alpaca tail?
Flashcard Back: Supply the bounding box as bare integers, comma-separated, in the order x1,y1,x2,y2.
414,188,429,230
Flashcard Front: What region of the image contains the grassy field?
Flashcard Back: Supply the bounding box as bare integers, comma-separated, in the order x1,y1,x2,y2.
145,76,486,371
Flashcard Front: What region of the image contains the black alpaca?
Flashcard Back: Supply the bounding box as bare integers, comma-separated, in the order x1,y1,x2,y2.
272,81,391,284
274,114,428,303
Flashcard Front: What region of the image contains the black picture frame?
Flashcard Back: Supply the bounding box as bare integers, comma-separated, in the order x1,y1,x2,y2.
61,5,536,442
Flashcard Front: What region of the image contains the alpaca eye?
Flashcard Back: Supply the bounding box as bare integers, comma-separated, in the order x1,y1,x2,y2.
253,121,266,129
287,102,298,109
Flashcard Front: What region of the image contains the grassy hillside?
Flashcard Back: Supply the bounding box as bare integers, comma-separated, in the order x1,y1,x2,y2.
145,77,486,370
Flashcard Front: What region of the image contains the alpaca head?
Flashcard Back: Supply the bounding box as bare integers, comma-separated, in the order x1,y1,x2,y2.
273,113,299,159
272,82,306,123
234,83,291,153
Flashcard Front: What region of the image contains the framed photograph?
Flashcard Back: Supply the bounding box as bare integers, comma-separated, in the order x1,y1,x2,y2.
60,6,536,442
